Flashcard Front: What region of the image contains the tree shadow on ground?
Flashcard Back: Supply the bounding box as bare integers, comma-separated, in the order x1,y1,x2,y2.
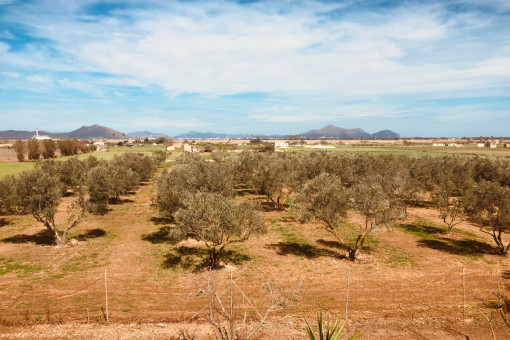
0,218,9,228
502,271,510,280
417,238,494,257
398,223,446,237
2,229,54,245
259,200,277,212
108,197,135,205
162,246,251,271
316,239,349,251
142,226,174,244
75,228,106,241
266,241,344,259
317,238,378,255
279,215,297,223
150,216,173,225
235,188,256,197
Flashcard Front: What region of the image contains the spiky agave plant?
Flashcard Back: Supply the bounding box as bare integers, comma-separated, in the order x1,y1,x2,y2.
305,310,362,340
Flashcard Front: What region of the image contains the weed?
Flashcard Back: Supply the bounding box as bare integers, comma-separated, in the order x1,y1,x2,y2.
0,257,42,277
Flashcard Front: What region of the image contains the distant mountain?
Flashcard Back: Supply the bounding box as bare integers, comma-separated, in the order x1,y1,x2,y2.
67,124,125,139
300,125,400,139
371,130,401,138
0,124,126,140
128,131,169,139
0,130,43,140
175,131,250,139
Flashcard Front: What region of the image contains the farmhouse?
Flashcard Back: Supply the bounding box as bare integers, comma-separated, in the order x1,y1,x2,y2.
183,143,199,152
93,141,107,151
275,141,289,149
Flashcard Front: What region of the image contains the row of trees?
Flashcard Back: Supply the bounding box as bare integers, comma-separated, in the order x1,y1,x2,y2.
154,151,510,262
0,151,166,245
12,139,95,162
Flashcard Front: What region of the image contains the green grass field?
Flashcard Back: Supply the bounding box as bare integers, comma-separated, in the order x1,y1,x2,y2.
0,146,172,179
0,161,37,179
1,144,509,179
287,144,510,158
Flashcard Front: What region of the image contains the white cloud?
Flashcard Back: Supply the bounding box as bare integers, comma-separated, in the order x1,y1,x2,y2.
27,74,51,84
0,0,508,136
0,0,506,100
0,41,9,53
0,30,14,39
59,78,84,90
122,113,209,130
1,71,19,78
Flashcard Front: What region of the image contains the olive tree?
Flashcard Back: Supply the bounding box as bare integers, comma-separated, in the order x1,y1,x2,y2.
174,191,266,268
432,180,465,235
59,157,87,193
87,165,112,214
252,153,292,210
464,180,510,256
0,176,18,215
350,175,402,261
14,169,86,245
154,154,234,219
294,172,349,241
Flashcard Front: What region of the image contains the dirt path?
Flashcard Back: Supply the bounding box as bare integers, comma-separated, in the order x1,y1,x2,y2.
105,183,154,279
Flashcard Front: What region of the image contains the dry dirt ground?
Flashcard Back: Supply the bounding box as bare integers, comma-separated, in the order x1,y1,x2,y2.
0,175,509,339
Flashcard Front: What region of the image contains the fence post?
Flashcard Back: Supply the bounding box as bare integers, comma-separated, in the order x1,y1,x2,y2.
345,267,350,320
105,270,109,323
462,267,466,320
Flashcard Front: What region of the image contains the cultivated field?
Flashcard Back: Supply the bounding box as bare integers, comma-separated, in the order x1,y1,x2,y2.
0,144,509,339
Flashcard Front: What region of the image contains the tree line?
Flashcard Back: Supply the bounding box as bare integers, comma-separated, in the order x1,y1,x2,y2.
154,151,510,263
12,139,97,162
0,151,166,245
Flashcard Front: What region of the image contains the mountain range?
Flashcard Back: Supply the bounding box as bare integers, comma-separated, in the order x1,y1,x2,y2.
176,125,400,139
127,131,169,139
0,124,400,140
0,124,126,140
299,125,400,138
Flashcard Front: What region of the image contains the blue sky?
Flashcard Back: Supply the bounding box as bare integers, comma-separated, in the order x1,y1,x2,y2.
0,0,509,137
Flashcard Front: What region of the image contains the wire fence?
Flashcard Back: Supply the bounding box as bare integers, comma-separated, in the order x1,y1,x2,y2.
0,265,507,335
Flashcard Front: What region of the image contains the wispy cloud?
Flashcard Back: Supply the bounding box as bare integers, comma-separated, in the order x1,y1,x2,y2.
0,0,508,136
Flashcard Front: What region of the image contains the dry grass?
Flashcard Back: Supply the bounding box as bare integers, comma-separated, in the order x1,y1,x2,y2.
0,172,509,338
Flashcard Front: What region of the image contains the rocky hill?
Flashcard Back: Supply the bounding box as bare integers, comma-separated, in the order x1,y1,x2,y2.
300,125,400,138
0,124,126,140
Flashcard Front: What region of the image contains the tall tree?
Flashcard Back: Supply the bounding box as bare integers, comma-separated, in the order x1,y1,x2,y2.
13,140,25,162
27,139,41,160
42,139,57,159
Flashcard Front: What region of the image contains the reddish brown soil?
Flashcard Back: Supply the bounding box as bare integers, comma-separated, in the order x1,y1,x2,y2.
0,179,509,339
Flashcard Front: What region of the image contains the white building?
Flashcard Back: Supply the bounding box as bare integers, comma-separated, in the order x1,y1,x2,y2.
275,141,289,148
93,141,107,151
33,128,51,140
183,143,199,152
